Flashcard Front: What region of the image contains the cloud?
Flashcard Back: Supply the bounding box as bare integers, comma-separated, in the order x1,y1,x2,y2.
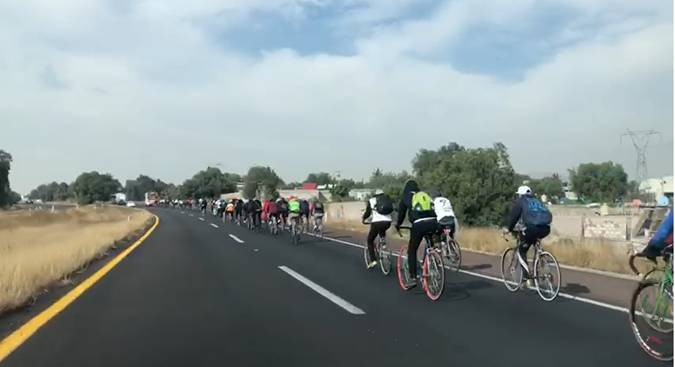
0,0,671,193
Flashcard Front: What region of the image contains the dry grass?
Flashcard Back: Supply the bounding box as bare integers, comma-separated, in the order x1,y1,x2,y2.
327,220,652,276
456,228,649,275
0,205,153,313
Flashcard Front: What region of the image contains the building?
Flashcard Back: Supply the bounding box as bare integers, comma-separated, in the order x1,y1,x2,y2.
640,176,674,203
348,189,375,201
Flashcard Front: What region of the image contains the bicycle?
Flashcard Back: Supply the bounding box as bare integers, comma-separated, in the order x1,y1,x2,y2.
289,215,301,245
312,215,324,239
268,215,279,236
395,225,445,301
628,246,673,361
439,226,461,272
362,220,392,276
500,231,561,301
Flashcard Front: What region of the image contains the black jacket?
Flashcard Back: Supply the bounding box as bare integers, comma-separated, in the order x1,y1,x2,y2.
395,180,435,227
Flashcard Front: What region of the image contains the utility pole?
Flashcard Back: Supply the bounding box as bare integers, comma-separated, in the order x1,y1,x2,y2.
620,129,661,183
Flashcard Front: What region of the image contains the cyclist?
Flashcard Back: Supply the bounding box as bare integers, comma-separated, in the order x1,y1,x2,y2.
311,198,325,232
362,189,393,269
300,199,310,231
264,198,279,227
253,198,263,229
288,196,301,231
502,185,552,287
226,200,235,221
639,209,673,261
395,180,438,287
277,197,289,229
199,199,207,214
431,190,457,238
234,199,243,223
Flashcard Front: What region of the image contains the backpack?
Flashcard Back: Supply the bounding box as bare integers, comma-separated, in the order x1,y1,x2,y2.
280,201,288,211
300,200,310,212
523,197,553,226
268,201,278,214
374,195,394,215
411,191,433,212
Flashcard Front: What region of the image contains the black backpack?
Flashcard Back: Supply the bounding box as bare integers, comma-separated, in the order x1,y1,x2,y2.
374,194,394,215
523,197,552,226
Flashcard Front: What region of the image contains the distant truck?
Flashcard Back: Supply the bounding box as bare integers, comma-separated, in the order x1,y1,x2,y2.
145,192,159,207
112,193,127,205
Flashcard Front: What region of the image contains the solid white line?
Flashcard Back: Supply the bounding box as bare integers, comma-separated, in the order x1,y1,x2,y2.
316,233,631,314
228,234,245,244
198,217,205,221
278,265,365,315
210,223,219,228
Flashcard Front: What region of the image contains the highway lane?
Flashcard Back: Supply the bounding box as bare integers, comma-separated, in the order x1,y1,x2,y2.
1,208,665,366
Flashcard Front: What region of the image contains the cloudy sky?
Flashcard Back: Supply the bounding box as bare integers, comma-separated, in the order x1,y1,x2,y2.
2,0,673,193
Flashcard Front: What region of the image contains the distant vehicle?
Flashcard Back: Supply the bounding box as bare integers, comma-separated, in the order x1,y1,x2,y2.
585,203,600,208
145,192,159,207
35,199,44,204
126,202,136,207
112,192,127,205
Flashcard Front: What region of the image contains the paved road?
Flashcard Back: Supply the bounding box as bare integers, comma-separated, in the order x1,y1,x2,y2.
1,208,665,366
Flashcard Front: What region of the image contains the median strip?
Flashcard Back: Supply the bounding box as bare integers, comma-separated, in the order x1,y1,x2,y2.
278,266,365,315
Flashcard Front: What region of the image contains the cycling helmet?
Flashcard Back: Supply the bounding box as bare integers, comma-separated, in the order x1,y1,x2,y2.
516,185,532,196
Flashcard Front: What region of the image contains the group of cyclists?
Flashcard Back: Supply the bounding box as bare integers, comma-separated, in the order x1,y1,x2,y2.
178,179,672,293
193,196,327,234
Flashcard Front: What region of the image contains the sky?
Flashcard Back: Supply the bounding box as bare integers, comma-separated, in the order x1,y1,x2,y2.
1,0,673,194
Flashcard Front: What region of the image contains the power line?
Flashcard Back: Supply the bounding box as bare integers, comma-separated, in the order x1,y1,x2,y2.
620,129,661,182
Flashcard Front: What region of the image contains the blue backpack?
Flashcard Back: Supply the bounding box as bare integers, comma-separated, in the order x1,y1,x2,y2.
523,197,552,226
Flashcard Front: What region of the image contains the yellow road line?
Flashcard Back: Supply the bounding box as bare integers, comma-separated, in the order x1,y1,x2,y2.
0,215,160,362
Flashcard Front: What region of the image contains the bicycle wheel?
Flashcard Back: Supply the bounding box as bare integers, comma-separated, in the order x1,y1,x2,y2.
422,251,445,301
396,247,413,290
378,238,392,276
630,281,673,361
444,239,462,272
534,251,561,301
501,247,522,292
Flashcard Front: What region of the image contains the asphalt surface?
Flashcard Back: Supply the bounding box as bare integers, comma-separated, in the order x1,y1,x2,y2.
1,208,666,366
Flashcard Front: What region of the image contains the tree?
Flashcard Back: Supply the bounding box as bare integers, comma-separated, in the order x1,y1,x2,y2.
125,175,175,201
29,182,72,201
243,166,283,199
71,172,122,204
367,169,412,203
304,172,333,185
180,167,239,199
417,142,516,226
330,179,356,201
9,191,21,205
528,174,564,200
569,162,628,203
0,150,13,208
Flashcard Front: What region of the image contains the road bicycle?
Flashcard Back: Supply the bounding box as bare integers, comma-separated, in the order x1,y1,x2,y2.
362,221,392,276
312,215,324,239
500,231,560,301
628,246,673,361
289,215,301,245
396,225,445,301
268,215,280,236
439,225,461,272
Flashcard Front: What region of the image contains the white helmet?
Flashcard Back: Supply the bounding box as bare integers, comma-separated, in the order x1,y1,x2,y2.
516,185,532,196
374,189,384,195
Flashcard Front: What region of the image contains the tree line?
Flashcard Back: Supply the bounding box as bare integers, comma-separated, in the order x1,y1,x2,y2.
3,144,638,224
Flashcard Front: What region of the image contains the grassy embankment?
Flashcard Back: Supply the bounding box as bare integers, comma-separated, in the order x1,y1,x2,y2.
327,219,652,276
0,206,153,313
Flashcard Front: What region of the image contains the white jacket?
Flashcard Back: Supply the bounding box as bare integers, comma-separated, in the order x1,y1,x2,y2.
433,197,455,220
368,197,392,223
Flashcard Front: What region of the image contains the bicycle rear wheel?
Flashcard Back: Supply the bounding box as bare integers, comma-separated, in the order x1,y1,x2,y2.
444,239,462,272
534,251,560,301
396,247,413,290
630,281,673,361
422,251,445,301
501,247,522,292
378,238,392,276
